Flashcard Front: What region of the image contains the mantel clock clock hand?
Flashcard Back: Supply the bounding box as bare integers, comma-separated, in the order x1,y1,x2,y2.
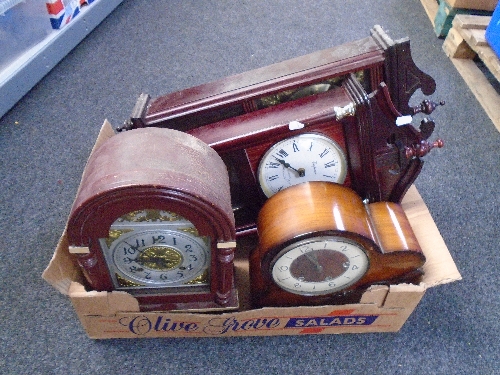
257,133,347,198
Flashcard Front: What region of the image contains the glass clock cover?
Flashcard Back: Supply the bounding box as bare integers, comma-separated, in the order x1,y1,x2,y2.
101,210,210,290
258,133,347,197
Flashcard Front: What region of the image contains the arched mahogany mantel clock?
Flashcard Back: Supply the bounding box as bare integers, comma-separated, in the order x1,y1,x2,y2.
118,26,444,236
66,128,239,312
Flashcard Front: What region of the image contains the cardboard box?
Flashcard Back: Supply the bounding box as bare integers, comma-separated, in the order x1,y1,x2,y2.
42,120,462,339
446,0,498,11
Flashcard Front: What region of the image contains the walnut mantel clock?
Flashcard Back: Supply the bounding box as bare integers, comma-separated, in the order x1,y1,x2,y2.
249,182,426,308
66,128,238,312
119,26,444,236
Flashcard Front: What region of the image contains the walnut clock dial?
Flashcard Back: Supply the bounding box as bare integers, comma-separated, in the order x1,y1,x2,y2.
66,128,238,312
250,181,426,308
271,237,369,296
257,133,347,197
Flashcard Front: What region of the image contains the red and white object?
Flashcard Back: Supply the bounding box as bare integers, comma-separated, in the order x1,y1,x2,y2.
45,0,91,29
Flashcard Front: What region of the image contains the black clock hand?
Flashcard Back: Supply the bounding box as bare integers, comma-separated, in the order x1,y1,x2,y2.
273,156,306,177
304,251,323,272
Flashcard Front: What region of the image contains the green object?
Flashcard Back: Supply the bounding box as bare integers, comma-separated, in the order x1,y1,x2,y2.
434,0,492,37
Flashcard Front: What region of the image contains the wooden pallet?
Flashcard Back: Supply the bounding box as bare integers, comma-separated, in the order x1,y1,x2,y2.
443,15,500,131
446,0,497,11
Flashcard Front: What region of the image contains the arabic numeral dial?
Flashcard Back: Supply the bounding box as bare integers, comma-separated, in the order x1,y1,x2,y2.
271,237,369,296
109,229,210,288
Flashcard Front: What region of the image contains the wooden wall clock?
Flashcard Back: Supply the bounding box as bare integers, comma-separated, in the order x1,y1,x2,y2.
66,128,239,312
119,25,436,132
249,182,426,308
118,26,444,236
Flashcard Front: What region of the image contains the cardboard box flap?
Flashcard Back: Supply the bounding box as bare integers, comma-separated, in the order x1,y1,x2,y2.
401,186,462,287
384,284,425,309
89,119,116,155
42,229,85,295
359,285,389,306
69,282,140,316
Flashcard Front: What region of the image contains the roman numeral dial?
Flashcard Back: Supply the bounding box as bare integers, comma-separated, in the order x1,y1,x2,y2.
257,133,347,197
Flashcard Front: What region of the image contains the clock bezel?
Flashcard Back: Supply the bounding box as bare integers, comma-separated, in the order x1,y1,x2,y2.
256,133,348,198
258,229,379,302
102,221,212,291
269,234,372,297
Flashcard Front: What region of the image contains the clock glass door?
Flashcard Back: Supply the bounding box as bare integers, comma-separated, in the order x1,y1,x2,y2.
100,209,211,293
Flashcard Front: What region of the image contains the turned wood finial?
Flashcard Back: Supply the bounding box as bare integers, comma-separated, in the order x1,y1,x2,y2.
411,99,445,115
405,139,444,159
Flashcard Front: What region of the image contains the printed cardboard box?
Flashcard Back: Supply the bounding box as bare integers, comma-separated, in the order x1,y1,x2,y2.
42,120,462,339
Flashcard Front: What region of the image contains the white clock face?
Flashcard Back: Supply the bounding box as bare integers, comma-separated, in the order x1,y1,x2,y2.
100,210,210,289
257,133,347,197
271,237,369,296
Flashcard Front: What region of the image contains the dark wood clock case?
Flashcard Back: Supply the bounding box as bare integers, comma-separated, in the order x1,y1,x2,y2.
66,128,239,312
119,25,444,236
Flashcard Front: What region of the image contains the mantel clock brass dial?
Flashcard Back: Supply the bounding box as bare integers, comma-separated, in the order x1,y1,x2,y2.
101,211,210,290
